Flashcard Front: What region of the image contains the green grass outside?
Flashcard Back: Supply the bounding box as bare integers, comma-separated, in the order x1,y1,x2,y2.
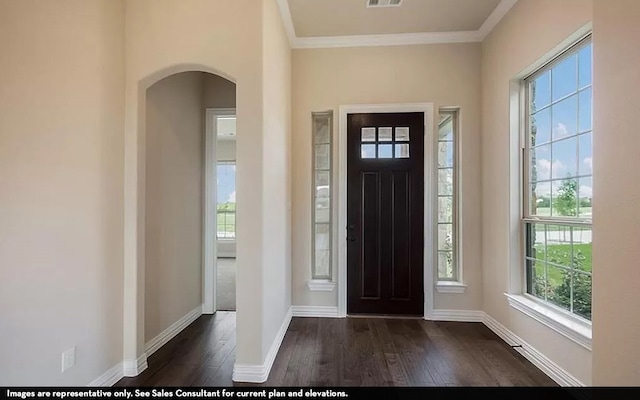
534,243,592,287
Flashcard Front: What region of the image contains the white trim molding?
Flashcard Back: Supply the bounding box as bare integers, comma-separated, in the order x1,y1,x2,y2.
232,307,293,383
430,309,484,322
506,294,592,350
477,0,518,39
482,313,586,386
122,353,148,377
294,31,482,49
307,280,336,292
436,281,467,294
338,103,435,319
87,363,124,387
145,304,203,357
276,0,518,49
275,0,296,47
204,108,236,314
292,306,340,318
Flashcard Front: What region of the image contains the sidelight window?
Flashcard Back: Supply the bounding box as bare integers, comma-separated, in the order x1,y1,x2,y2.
312,111,333,280
436,111,459,281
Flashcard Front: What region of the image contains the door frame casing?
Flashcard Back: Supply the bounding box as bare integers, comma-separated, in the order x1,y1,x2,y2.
338,103,435,319
203,107,236,314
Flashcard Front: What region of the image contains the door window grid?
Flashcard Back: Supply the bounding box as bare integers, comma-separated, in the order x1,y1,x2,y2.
523,36,592,321
312,111,333,280
437,111,458,281
360,127,410,159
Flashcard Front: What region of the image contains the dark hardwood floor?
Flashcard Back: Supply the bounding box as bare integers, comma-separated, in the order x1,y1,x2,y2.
115,311,556,387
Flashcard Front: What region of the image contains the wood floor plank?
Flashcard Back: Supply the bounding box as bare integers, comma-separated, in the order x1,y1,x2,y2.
309,318,341,386
115,313,558,388
282,318,318,386
265,330,299,386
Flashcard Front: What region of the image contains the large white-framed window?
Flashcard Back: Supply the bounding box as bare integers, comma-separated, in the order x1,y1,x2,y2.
436,110,460,283
309,110,335,291
522,36,592,323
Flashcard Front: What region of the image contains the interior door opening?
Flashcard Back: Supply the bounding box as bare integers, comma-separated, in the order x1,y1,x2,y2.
208,109,237,312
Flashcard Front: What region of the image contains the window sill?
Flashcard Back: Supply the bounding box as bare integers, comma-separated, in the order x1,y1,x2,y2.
307,280,336,292
436,281,467,294
505,293,592,351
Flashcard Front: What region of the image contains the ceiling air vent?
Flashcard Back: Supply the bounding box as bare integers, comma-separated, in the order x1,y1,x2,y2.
367,0,402,8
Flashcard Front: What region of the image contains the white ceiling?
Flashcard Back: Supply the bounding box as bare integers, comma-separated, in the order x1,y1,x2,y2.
288,0,501,37
278,0,518,48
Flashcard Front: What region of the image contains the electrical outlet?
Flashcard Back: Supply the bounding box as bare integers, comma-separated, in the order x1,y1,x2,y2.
61,346,75,373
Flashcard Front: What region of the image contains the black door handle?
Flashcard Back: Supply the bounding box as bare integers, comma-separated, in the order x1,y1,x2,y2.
347,236,355,242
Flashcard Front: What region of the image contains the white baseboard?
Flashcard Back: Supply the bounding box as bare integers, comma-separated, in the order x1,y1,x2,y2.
88,304,202,385
122,353,148,377
87,362,124,387
482,313,585,387
232,306,293,383
291,305,339,318
430,309,484,322
145,304,203,357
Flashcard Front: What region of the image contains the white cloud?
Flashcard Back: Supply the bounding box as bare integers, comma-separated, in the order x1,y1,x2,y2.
553,123,569,138
227,191,236,203
583,157,593,173
580,185,592,198
536,158,564,181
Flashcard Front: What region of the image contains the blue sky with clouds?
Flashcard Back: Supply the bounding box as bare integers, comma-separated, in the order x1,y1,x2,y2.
217,163,235,204
531,42,592,201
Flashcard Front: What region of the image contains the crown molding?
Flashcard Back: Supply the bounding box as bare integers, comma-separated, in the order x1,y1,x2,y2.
275,0,297,47
294,31,483,49
276,0,518,49
478,0,519,39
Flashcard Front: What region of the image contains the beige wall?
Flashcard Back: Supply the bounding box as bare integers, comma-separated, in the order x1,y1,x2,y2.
123,0,267,366
261,0,292,360
203,75,237,161
144,71,204,342
592,0,640,385
481,0,593,384
203,74,237,110
291,44,483,311
0,0,125,385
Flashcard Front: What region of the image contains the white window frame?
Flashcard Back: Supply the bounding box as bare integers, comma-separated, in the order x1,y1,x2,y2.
435,109,464,290
309,110,336,291
507,26,593,350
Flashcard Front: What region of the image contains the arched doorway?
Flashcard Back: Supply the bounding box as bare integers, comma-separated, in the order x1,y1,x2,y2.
123,65,237,377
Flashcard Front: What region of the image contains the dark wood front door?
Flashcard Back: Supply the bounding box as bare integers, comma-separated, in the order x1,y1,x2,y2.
347,112,424,316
